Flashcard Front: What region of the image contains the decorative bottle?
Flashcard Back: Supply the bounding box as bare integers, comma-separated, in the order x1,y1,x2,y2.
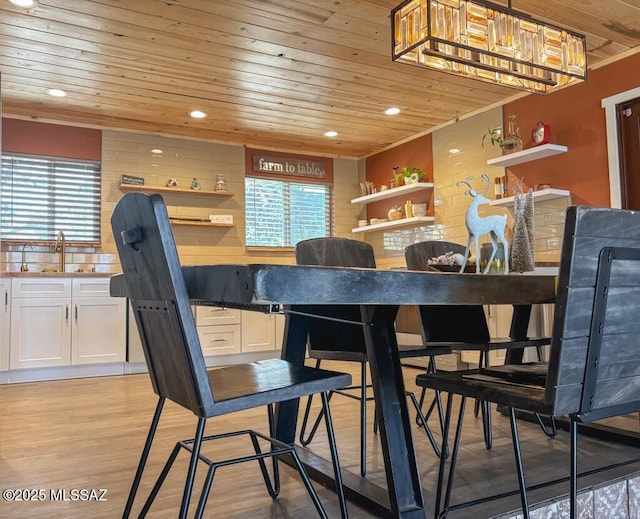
501,114,523,153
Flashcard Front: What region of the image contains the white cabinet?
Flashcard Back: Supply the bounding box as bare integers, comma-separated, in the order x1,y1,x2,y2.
71,278,126,364
0,279,11,371
10,278,71,369
241,311,285,353
241,312,275,352
9,277,125,369
195,306,241,356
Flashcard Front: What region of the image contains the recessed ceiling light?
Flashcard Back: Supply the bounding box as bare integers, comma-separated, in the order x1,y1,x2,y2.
384,107,401,115
324,130,338,137
448,148,461,155
46,88,68,97
189,110,207,119
151,149,163,155
9,0,37,7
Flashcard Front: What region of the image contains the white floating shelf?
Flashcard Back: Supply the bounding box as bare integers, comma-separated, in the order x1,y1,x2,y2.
489,188,571,208
351,216,435,233
351,182,433,204
486,144,568,168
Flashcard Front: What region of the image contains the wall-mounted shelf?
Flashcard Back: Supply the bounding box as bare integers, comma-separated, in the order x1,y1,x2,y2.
169,219,234,228
489,188,571,207
351,216,435,233
486,144,568,168
119,184,234,197
351,182,433,204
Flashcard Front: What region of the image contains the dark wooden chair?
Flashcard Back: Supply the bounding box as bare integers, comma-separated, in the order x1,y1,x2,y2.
296,237,441,478
404,240,554,449
416,206,640,519
112,193,350,519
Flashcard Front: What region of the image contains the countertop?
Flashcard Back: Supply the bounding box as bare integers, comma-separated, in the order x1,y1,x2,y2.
2,271,116,277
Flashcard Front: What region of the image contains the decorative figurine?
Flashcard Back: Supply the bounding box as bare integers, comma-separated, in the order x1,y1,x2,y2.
456,174,509,274
166,178,178,187
215,174,227,191
191,178,201,190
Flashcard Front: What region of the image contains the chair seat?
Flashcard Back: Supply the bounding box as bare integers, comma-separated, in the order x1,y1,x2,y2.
397,343,452,358
308,349,368,362
416,367,550,415
208,358,352,417
428,336,550,352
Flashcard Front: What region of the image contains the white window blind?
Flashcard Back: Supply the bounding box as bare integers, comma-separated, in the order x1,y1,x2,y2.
1,154,101,243
245,177,332,247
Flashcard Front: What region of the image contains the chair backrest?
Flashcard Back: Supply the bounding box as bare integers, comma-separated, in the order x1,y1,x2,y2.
111,192,214,416
404,241,491,342
295,238,375,355
544,206,640,420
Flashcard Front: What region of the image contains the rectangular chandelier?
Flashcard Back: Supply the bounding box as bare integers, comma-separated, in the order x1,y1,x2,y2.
391,0,587,94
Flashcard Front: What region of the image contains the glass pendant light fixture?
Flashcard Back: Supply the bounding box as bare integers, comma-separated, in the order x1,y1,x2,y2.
391,0,587,94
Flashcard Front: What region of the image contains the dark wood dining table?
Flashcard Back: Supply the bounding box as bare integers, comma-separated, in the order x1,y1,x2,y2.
111,265,557,519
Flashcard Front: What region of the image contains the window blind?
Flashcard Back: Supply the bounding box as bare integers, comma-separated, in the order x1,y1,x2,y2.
1,154,101,243
245,177,332,247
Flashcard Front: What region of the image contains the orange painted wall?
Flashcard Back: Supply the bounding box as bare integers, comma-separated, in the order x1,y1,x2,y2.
365,134,434,219
2,118,101,160
503,52,640,207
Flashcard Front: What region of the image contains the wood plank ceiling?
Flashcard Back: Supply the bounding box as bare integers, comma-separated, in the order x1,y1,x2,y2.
0,0,639,158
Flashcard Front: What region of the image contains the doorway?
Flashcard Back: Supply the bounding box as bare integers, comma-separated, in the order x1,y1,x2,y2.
618,97,640,210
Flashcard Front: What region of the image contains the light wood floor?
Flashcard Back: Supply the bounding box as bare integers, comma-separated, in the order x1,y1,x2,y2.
1,361,640,519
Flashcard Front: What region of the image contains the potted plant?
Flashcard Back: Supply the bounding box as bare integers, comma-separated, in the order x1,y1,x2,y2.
482,115,523,153
481,127,504,149
394,166,426,185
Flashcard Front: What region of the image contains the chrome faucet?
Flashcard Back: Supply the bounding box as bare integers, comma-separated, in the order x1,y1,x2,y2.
54,231,66,272
20,243,34,272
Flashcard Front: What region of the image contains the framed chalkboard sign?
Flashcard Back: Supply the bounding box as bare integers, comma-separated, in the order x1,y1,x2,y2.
121,175,144,186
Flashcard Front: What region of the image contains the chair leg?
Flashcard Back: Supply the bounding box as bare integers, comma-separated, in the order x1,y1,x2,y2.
123,396,165,519
194,465,217,519
570,419,578,519
299,359,325,446
535,413,558,439
477,351,493,450
508,407,530,519
434,393,466,519
179,418,207,519
434,393,453,519
290,449,329,519
321,391,349,519
407,390,441,458
249,405,281,499
360,360,368,477
267,403,281,497
139,442,182,517
480,400,493,450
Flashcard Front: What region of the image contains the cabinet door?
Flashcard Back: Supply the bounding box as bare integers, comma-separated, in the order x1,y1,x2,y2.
274,313,285,352
71,296,126,364
197,324,241,356
10,297,71,369
241,312,276,352
0,280,10,371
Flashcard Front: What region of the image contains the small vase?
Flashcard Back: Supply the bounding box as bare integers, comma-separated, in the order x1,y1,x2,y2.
501,114,523,154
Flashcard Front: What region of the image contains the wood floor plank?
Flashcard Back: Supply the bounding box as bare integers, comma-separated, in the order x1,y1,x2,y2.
1,362,639,518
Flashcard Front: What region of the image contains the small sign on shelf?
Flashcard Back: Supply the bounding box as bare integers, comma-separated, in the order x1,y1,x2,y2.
121,174,145,185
